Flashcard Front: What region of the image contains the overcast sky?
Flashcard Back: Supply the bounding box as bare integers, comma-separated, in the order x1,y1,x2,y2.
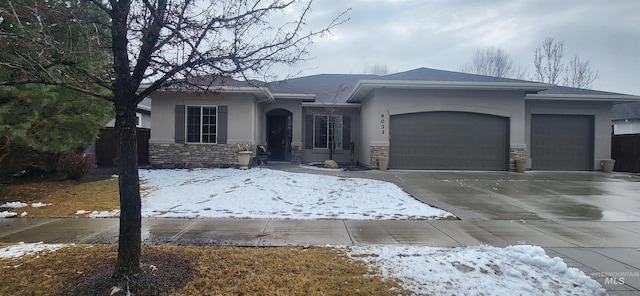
272,0,640,95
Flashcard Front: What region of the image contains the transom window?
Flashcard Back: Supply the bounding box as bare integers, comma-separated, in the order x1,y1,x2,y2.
187,106,217,143
314,115,342,149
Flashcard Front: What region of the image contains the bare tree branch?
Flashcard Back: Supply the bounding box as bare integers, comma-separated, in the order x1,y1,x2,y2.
532,37,598,88
460,47,519,78
563,55,599,89
533,37,564,84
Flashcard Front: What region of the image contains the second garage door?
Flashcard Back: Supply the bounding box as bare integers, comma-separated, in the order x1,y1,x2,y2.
530,114,594,171
390,112,509,170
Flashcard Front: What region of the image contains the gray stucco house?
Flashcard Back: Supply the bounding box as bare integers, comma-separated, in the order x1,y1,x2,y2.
146,67,640,171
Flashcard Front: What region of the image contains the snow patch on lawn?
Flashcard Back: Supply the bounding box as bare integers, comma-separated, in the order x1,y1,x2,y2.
345,245,606,296
0,202,28,208
0,242,66,259
0,202,51,218
30,202,50,208
139,168,454,220
88,210,120,218
0,211,17,218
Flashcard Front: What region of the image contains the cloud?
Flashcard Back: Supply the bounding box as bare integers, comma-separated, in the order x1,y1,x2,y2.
270,0,640,95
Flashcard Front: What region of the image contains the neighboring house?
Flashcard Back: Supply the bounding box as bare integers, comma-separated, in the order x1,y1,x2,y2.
611,101,640,173
88,98,152,166
102,97,152,129
612,101,640,135
147,67,640,171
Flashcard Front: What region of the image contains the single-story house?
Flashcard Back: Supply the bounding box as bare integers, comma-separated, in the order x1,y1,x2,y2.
146,67,640,171
612,101,640,135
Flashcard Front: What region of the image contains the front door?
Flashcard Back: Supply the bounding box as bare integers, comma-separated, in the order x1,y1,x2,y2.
267,112,292,161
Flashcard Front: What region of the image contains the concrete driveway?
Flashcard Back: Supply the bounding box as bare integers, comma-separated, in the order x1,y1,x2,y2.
367,170,640,221
279,165,640,222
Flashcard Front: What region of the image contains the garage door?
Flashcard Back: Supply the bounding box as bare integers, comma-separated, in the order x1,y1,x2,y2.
390,112,509,170
531,114,594,171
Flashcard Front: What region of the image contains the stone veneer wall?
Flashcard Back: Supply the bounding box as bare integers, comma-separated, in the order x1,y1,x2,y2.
369,146,389,169
150,143,249,166
509,147,527,171
291,145,302,163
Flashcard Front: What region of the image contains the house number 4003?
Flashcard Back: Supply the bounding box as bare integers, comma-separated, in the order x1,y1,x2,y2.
380,113,385,134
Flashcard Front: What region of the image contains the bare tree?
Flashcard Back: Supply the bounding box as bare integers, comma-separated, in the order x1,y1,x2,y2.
563,55,599,89
1,0,347,277
533,37,565,84
460,47,518,78
532,37,599,88
362,63,390,75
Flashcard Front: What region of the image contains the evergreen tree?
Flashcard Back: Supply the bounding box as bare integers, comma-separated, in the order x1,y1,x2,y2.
0,84,112,178
0,0,113,178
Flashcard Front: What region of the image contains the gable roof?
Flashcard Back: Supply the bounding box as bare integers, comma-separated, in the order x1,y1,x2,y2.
612,102,640,120
375,67,533,84
347,68,553,103
268,74,377,103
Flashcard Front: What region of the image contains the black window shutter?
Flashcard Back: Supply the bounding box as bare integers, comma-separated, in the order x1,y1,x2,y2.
217,106,228,144
305,115,314,149
175,105,185,144
342,116,351,150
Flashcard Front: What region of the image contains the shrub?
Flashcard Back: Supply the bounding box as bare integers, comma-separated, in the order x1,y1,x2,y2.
59,154,95,180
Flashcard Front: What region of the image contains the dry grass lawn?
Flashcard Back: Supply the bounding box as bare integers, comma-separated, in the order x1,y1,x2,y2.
1,178,119,218
0,244,410,296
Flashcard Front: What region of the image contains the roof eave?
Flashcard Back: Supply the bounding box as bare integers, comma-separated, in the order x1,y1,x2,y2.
347,80,554,102
136,104,151,112
301,102,361,108
272,93,317,101
214,87,275,103
144,84,275,103
526,93,640,103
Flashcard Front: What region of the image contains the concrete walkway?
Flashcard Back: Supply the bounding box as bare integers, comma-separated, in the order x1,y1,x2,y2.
1,218,639,294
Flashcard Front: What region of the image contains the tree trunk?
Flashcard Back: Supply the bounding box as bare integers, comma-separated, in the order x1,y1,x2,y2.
113,100,142,276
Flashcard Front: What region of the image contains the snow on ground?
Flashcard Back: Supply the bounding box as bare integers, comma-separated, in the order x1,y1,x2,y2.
0,242,66,259
139,168,454,220
345,245,606,296
0,211,17,218
0,202,28,208
89,210,120,218
0,241,605,296
75,210,121,218
0,202,51,218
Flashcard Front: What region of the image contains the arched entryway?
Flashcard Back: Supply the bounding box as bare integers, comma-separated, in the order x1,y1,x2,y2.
267,109,293,161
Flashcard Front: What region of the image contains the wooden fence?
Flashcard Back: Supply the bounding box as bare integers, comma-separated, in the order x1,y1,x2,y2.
95,128,150,167
611,133,640,173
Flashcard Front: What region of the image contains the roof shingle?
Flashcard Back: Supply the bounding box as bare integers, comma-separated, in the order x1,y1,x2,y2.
612,102,640,120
